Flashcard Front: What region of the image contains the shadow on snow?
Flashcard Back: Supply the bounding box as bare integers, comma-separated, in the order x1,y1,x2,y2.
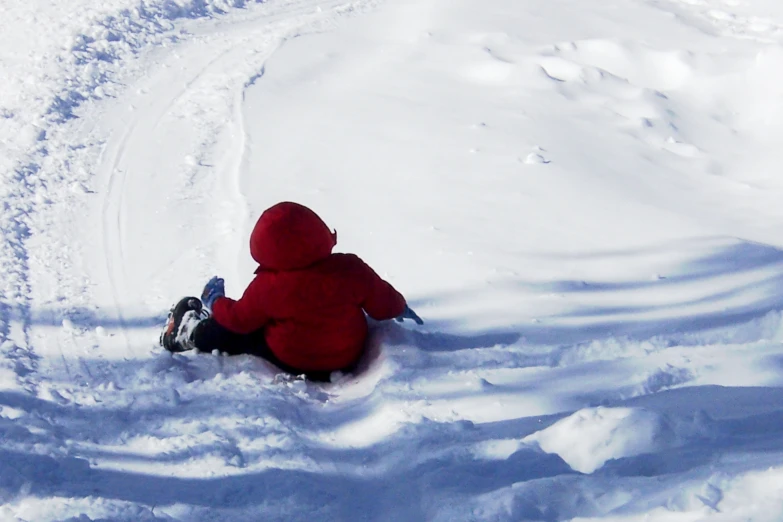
5,236,783,518
410,236,783,346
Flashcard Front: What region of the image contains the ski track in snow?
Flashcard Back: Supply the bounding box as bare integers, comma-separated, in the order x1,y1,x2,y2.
3,0,783,520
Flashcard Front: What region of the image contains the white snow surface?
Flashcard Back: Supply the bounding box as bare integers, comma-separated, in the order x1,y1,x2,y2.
3,0,783,519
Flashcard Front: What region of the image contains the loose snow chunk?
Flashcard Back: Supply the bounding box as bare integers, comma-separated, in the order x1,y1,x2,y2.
524,407,671,473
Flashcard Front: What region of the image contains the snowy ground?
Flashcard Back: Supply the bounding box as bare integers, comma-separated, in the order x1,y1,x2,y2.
3,0,783,520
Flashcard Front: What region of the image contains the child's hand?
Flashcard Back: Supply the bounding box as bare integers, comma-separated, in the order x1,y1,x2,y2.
395,304,424,325
201,276,225,309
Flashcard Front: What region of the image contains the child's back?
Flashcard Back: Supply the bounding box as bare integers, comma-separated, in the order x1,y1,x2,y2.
211,202,406,372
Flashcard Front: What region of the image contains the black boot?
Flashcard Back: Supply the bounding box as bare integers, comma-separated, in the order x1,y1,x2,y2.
160,296,206,352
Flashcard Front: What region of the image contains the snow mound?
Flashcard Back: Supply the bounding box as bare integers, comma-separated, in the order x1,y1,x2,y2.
524,406,706,474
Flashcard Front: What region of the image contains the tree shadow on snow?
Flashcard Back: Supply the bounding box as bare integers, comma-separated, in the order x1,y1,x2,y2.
28,306,164,330
0,350,581,520
0,441,576,521
8,385,783,520
411,236,783,347
9,237,783,519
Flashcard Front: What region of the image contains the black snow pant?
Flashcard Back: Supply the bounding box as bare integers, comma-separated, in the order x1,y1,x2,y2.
190,318,334,382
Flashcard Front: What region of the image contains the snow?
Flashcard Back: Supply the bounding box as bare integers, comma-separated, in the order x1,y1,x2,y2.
522,406,711,474
3,0,783,519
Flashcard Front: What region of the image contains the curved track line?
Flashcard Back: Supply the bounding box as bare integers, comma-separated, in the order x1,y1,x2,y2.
93,0,378,358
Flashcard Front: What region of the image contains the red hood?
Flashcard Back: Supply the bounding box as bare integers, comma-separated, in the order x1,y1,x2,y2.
250,202,336,272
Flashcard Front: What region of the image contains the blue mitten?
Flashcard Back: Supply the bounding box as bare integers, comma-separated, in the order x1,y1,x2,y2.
395,304,424,325
201,276,225,309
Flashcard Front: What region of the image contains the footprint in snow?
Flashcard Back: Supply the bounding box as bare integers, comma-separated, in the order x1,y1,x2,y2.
521,147,551,165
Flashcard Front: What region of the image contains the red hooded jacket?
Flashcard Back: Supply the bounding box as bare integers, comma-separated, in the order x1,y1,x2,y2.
211,202,406,372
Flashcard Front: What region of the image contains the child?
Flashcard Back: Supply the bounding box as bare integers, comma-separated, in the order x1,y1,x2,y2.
160,201,422,381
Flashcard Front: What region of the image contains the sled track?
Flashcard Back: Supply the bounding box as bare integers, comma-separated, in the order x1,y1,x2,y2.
95,0,379,356
0,0,382,393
